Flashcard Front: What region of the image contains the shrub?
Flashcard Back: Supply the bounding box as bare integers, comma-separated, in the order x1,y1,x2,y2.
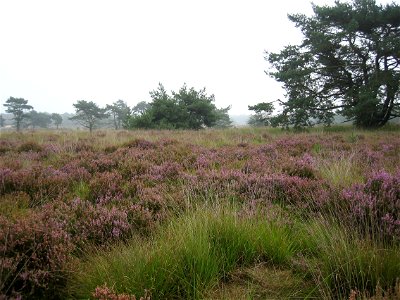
282,153,317,179
93,284,150,300
0,214,73,299
88,171,124,202
17,141,43,153
123,139,156,150
342,170,400,242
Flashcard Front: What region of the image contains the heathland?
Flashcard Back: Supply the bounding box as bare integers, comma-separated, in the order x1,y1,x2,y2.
0,126,399,299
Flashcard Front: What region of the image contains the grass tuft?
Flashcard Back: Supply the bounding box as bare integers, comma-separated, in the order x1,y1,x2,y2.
69,203,296,299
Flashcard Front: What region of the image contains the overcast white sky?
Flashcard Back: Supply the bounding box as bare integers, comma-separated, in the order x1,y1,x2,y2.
0,0,393,115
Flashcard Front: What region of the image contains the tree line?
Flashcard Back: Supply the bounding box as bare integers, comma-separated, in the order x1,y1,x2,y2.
1,97,63,131
2,83,231,132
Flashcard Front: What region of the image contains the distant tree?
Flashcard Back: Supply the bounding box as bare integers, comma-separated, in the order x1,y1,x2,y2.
265,0,400,128
126,83,229,130
124,83,178,129
213,106,233,128
106,100,131,129
132,101,150,116
51,113,63,129
26,110,52,129
248,102,275,126
0,114,4,127
69,100,107,133
248,114,266,127
124,101,152,129
149,83,186,129
173,84,220,129
3,97,33,131
124,111,154,129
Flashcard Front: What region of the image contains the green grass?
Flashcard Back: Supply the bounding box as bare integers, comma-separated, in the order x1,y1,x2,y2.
297,219,400,299
68,203,297,299
68,201,400,299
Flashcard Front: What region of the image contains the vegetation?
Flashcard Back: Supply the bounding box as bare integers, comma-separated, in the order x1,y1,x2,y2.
106,100,131,130
0,126,399,299
259,0,400,129
69,100,108,133
248,102,275,126
26,110,53,129
3,97,33,131
125,83,231,130
2,84,231,131
51,113,63,129
1,2,400,298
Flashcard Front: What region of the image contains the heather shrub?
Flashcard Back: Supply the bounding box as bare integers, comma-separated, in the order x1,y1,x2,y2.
93,284,150,300
186,170,332,214
0,191,30,219
146,162,182,182
88,171,124,202
90,156,118,173
137,187,166,213
104,144,119,153
60,161,91,182
42,143,64,155
275,137,314,156
356,148,384,168
123,139,157,150
17,141,43,153
0,168,14,195
119,159,153,179
70,202,131,246
0,141,14,155
74,140,95,152
2,167,71,206
282,153,317,179
45,198,155,249
342,170,400,242
0,214,73,299
29,167,71,203
0,155,23,170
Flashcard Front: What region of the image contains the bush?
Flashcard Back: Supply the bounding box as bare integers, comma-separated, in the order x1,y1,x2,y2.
0,214,73,299
17,141,43,153
342,170,400,242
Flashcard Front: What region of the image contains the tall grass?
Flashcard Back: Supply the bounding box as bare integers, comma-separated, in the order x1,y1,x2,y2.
318,152,364,188
295,218,400,299
69,203,296,299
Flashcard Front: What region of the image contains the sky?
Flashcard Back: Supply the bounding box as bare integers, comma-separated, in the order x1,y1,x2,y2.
0,0,393,116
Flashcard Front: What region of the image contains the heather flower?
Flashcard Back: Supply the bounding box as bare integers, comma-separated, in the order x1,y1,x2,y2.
342,170,400,242
0,214,73,299
92,284,150,300
17,141,43,153
146,162,181,182
282,153,317,179
88,171,124,202
123,139,156,150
